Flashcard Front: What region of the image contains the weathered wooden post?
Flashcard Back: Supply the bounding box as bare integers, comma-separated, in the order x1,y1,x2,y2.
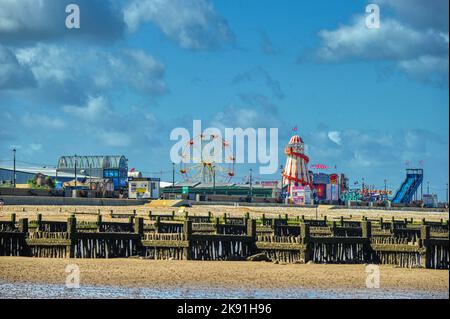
67,215,77,258
323,216,327,224
18,218,28,234
245,212,250,219
37,213,42,231
10,213,16,224
361,220,371,239
271,218,276,229
262,214,266,225
340,216,344,226
223,213,227,224
300,222,311,263
128,215,135,226
68,215,77,234
133,209,137,216
331,221,337,236
148,211,152,219
155,216,161,233
419,225,430,268
247,218,257,254
96,214,102,232
172,211,176,219
134,217,144,236
183,219,192,260
185,211,189,220
215,217,220,234
246,218,256,239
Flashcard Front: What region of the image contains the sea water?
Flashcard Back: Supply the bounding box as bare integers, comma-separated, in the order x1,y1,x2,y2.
0,281,447,299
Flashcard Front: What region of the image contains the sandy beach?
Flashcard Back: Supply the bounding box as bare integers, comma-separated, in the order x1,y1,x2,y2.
0,204,448,223
0,257,448,292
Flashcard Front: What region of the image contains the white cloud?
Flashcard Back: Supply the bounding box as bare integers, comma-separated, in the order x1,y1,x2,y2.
307,128,447,170
0,0,125,43
14,44,168,99
328,131,342,145
316,18,447,62
0,45,36,89
123,0,234,50
29,143,42,151
63,96,110,122
98,130,132,147
22,113,66,129
312,1,449,85
16,44,77,84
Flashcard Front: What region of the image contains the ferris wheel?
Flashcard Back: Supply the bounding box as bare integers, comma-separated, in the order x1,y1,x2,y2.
179,134,235,184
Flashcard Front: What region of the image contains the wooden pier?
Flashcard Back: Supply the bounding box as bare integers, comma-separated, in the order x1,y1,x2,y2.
0,212,448,269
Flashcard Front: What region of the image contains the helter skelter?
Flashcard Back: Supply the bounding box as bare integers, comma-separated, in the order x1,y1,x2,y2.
282,134,314,198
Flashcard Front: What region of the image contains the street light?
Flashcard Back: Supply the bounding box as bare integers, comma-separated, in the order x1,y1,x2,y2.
172,162,175,189
12,148,16,188
74,154,77,188
249,168,253,202
212,165,216,194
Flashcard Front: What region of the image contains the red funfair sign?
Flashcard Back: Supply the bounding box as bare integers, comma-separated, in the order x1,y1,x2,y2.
310,163,328,170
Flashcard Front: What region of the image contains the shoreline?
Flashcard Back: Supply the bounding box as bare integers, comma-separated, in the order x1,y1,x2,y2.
0,257,448,293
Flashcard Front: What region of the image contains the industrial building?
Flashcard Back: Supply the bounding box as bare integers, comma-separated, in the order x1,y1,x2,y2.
57,155,128,190
162,181,276,200
128,177,161,199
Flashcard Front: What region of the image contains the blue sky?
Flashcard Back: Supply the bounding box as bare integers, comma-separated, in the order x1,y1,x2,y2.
0,0,448,199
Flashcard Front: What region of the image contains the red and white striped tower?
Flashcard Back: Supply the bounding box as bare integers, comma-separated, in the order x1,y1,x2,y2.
282,135,313,197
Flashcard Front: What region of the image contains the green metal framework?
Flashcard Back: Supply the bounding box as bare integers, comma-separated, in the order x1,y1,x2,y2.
57,156,127,170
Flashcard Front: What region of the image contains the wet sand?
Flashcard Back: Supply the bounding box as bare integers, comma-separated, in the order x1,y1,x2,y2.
0,257,448,292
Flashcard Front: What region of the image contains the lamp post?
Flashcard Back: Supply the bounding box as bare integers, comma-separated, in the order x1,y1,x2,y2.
212,165,216,194
89,164,92,190
249,168,253,202
172,162,175,189
12,148,16,188
427,181,430,195
74,154,77,188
